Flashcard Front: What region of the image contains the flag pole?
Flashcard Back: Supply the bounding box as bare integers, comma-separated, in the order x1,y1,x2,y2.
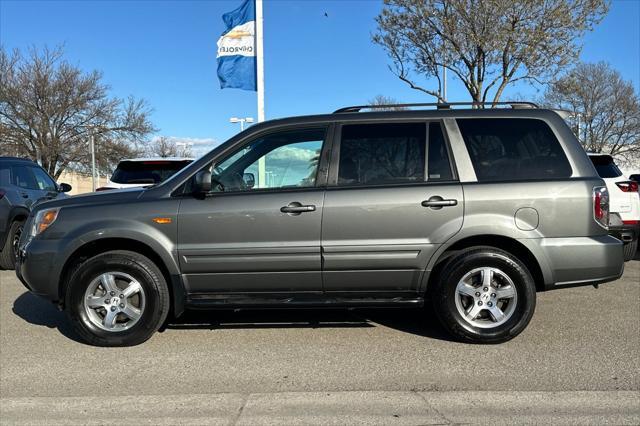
255,0,266,186
256,0,265,123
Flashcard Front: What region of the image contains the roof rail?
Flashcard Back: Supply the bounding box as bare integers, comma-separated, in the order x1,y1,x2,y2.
333,101,539,113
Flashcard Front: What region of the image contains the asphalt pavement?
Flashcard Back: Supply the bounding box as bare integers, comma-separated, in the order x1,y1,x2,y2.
1,257,639,424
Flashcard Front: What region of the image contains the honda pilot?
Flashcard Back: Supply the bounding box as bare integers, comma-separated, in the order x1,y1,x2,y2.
16,103,624,346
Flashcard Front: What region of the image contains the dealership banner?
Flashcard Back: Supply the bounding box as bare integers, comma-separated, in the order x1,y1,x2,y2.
217,0,256,91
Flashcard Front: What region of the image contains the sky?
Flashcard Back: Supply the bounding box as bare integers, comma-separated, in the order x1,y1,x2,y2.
1,0,639,157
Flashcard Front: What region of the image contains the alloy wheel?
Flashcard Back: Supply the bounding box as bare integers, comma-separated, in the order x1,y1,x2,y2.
454,267,518,329
83,272,146,332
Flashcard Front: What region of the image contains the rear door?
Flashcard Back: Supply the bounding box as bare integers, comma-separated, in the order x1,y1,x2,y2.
321,121,464,294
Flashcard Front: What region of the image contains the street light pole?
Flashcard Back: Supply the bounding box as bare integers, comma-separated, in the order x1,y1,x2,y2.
442,65,447,102
229,117,254,132
90,133,96,192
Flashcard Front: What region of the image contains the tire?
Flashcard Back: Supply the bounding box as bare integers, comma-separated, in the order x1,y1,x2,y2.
65,250,170,347
623,239,637,262
0,220,24,270
430,247,536,344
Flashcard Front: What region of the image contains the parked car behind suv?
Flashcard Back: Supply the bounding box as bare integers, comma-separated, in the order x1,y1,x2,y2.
588,154,640,261
97,158,193,191
0,157,71,269
17,103,624,346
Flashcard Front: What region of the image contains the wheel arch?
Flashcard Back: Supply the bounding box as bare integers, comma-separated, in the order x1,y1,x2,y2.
425,235,547,293
0,207,29,251
9,206,30,223
58,238,185,317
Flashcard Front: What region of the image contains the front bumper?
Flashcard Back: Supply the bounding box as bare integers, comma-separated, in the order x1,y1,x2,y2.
16,236,63,302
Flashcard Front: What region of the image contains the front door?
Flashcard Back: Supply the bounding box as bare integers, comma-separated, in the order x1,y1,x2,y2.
177,126,329,295
322,121,464,293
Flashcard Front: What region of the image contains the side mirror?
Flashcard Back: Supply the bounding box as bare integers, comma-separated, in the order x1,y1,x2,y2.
243,172,255,189
193,170,212,193
58,183,72,193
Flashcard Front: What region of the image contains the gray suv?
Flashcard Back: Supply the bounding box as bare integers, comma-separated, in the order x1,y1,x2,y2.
16,104,624,346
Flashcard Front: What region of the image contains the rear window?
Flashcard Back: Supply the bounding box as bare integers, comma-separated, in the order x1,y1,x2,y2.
111,160,192,184
338,123,425,186
457,118,572,182
589,155,623,178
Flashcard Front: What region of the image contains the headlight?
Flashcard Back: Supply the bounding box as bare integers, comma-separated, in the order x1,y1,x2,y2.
29,208,61,237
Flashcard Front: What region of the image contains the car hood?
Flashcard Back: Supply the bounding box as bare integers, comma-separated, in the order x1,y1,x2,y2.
32,188,145,211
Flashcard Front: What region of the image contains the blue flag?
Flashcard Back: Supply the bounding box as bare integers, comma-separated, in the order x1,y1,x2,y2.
217,0,256,91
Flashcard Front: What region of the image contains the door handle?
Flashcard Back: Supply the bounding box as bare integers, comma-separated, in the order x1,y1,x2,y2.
20,192,29,198
421,196,458,210
280,202,316,215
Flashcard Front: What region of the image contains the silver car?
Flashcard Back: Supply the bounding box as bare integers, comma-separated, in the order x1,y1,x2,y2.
16,103,624,346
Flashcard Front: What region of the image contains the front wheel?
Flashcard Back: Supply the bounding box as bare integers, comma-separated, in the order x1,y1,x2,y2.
65,250,170,346
430,247,536,344
0,220,24,270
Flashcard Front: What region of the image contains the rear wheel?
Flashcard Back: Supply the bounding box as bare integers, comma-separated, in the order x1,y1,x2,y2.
0,220,24,270
430,247,536,344
623,239,637,262
65,250,170,346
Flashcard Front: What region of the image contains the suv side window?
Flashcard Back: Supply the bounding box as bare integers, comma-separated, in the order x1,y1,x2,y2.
11,165,38,190
338,123,426,186
0,164,11,186
211,127,326,192
457,118,572,182
427,122,454,181
30,166,57,191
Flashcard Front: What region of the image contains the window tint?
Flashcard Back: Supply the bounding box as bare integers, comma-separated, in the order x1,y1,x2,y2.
428,122,453,181
211,128,325,192
30,166,57,191
0,164,10,186
11,165,38,190
457,118,572,181
338,123,425,186
589,155,622,178
111,160,192,184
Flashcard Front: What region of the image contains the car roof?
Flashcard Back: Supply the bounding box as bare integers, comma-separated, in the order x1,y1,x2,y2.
118,157,194,162
0,156,35,163
586,153,613,159
244,108,566,129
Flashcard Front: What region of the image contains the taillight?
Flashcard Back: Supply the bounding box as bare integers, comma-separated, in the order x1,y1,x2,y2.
0,189,5,199
616,181,639,192
593,186,609,228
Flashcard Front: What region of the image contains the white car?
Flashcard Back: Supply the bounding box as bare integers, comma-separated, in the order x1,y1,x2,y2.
97,158,193,191
589,153,640,260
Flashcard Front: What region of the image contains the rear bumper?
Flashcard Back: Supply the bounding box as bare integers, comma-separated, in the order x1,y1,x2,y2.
520,235,624,290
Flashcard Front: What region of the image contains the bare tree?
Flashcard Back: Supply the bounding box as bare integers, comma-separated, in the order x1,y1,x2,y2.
147,136,178,158
373,0,608,105
543,62,640,163
367,95,408,110
0,46,155,179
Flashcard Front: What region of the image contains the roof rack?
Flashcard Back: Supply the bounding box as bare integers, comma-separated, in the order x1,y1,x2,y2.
333,101,539,113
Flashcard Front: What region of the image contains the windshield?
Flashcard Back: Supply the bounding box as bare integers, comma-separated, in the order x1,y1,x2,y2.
111,160,192,184
589,155,622,178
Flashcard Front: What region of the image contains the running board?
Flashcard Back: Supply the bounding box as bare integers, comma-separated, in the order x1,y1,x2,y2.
186,293,424,309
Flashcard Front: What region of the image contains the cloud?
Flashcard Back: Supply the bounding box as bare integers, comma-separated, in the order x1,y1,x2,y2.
267,145,319,162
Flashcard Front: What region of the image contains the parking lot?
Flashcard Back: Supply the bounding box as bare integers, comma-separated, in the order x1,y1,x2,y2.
1,258,639,424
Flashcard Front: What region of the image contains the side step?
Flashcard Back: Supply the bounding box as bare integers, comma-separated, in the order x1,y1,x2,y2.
186,293,424,310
